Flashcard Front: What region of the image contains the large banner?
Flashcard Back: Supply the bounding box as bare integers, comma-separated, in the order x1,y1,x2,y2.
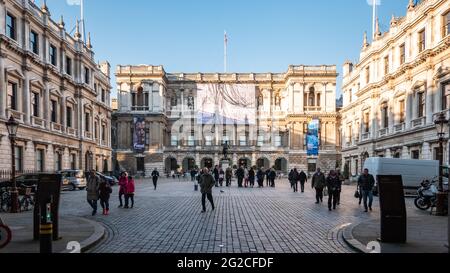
196,84,256,125
133,117,145,152
307,119,319,156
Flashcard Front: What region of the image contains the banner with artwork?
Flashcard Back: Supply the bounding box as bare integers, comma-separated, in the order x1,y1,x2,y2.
133,117,145,152
307,119,319,156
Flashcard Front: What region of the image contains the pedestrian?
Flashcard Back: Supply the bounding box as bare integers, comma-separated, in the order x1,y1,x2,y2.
199,167,215,213
265,169,270,187
249,167,255,188
236,166,245,187
118,172,128,208
125,176,135,209
219,168,224,187
256,168,264,187
225,167,232,187
299,170,307,193
336,170,344,205
86,170,100,216
244,167,249,187
98,178,112,215
312,168,326,204
190,168,198,182
358,168,375,212
292,168,299,192
213,165,220,187
151,168,160,190
269,168,277,187
288,169,294,189
326,170,340,211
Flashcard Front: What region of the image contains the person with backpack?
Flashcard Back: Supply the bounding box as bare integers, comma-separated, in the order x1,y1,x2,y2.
99,178,112,215
125,176,135,209
312,168,326,204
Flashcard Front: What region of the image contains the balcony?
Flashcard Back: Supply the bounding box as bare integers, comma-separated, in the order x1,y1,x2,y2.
304,106,322,112
361,132,371,141
67,127,77,137
32,116,45,128
6,109,23,122
378,128,389,137
51,122,63,133
131,106,150,112
411,117,425,128
394,123,405,133
84,131,92,139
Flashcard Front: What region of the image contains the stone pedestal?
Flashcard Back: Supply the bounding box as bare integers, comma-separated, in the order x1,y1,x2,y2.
221,159,231,170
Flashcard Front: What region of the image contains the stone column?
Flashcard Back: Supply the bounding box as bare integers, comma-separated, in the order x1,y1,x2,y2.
426,69,434,125
0,1,6,36
321,83,326,111
405,92,412,130
180,89,184,114
371,104,378,139
23,70,30,124
61,96,66,131
422,142,431,160
299,84,304,113
0,54,6,118
289,83,294,113
412,92,418,121
385,148,392,158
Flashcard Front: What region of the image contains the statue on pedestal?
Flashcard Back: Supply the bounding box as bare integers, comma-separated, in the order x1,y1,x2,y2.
222,141,230,160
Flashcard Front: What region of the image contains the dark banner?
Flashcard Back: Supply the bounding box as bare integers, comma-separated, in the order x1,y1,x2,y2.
133,117,145,152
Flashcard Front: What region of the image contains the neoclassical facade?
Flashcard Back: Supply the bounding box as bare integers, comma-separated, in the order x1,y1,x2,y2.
341,0,450,176
113,65,341,176
0,0,112,174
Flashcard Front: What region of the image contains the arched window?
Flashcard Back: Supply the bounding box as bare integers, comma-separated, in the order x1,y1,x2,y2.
309,87,315,106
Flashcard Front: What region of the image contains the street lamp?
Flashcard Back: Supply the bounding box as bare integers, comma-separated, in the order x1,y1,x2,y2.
434,112,448,216
6,116,19,213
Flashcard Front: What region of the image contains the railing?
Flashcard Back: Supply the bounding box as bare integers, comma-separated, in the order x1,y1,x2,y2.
84,131,92,139
411,117,426,128
32,116,45,127
51,122,62,132
0,169,43,182
67,127,77,136
378,128,389,137
394,123,405,133
361,132,371,141
6,109,23,122
304,106,322,112
131,106,150,111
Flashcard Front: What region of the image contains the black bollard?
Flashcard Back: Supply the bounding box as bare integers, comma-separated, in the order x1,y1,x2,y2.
39,202,52,253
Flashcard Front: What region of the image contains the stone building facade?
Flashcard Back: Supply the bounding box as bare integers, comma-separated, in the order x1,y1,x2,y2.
340,0,450,176
113,65,340,176
0,0,112,174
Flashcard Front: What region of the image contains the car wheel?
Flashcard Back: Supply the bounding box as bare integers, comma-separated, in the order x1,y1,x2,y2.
78,187,86,190
68,184,76,191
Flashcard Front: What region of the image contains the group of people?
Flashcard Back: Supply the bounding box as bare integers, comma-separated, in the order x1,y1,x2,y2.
310,168,343,211
287,169,308,192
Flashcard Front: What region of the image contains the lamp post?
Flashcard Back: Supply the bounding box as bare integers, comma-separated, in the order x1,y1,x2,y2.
6,116,19,213
434,112,448,216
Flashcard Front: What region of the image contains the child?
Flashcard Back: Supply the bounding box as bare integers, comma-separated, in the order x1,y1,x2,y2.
125,176,135,209
99,179,112,215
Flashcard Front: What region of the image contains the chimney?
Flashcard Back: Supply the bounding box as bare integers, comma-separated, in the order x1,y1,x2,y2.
99,61,111,78
343,60,354,77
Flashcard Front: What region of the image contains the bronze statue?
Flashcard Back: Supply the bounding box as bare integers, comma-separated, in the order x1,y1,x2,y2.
222,141,230,159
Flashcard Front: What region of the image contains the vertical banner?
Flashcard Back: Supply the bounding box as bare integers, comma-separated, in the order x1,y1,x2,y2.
133,117,145,152
307,119,319,156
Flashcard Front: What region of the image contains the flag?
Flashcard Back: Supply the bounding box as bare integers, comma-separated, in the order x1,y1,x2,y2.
224,31,228,44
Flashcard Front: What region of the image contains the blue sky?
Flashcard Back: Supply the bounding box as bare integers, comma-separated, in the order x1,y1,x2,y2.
42,0,412,97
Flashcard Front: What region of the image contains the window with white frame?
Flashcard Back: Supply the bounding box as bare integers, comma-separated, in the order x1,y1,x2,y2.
274,135,282,147
36,149,45,172
204,135,212,146
418,92,425,118
50,45,57,66
418,29,426,53
6,13,16,40
32,92,40,117
399,99,405,123
7,82,18,110
239,135,246,146
444,11,450,37
381,103,389,129
55,152,62,171
257,135,264,146
171,135,178,146
442,82,450,110
188,135,195,146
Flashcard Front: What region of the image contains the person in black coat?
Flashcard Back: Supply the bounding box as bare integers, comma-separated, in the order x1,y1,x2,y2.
269,168,277,187
288,169,295,189
213,165,220,187
256,168,265,187
299,170,307,193
236,167,245,188
151,168,160,190
326,170,340,211
248,167,255,188
292,168,299,192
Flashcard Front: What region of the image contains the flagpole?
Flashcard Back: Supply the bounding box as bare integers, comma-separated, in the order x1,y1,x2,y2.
372,0,376,39
81,0,86,42
224,31,227,73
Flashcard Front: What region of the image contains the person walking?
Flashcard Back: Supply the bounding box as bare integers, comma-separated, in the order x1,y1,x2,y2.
249,167,255,188
312,168,326,204
269,168,277,187
326,170,340,211
219,168,225,187
358,168,375,212
288,169,295,190
336,170,344,205
86,170,100,216
118,172,128,208
256,168,265,188
190,168,198,182
213,165,220,187
151,168,160,190
292,168,300,192
125,176,135,209
99,178,112,215
299,170,307,193
236,166,245,188
199,167,215,213
225,167,232,187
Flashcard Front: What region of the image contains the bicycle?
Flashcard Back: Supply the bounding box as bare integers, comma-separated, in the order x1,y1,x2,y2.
0,188,12,213
18,184,36,212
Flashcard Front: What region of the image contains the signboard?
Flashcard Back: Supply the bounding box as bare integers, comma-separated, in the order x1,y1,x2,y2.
377,175,407,243
133,117,145,152
306,119,319,156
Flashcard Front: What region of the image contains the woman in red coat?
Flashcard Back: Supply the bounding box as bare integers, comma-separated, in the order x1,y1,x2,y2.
125,176,135,209
118,172,128,208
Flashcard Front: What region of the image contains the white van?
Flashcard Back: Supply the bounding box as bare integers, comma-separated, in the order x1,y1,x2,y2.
363,158,440,194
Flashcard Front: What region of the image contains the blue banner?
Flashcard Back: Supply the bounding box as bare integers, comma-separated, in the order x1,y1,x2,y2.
307,119,319,156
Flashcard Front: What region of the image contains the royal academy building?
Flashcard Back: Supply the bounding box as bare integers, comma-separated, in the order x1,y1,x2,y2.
340,0,450,176
113,64,341,176
0,0,113,175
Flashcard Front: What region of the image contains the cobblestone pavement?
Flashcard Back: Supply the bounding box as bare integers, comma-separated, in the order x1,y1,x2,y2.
57,178,421,253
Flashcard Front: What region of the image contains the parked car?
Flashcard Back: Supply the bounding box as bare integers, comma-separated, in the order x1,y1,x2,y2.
57,170,87,191
96,172,118,186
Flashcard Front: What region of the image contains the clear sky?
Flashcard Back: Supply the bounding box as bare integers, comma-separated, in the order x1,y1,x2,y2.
42,0,412,97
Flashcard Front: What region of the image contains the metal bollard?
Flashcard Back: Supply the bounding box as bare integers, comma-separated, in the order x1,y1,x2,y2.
40,202,52,253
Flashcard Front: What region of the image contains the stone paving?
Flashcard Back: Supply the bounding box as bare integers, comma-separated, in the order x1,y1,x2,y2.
56,177,424,253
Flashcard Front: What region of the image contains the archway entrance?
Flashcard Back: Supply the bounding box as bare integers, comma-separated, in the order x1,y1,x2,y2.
201,158,213,169
238,158,251,168
182,157,196,172
274,158,288,172
256,158,270,169
165,157,178,172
